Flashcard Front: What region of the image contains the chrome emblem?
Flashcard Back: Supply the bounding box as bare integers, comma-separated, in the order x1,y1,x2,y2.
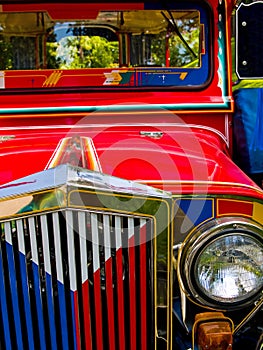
0,135,15,142
140,131,163,139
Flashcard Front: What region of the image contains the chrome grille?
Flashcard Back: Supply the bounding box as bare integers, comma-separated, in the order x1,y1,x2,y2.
0,209,153,350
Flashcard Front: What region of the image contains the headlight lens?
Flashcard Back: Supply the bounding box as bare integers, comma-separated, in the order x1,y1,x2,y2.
196,234,263,303
179,218,263,309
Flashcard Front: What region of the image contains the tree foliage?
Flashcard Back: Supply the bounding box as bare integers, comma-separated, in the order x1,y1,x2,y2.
150,19,200,67
0,36,13,70
0,18,200,69
53,35,119,69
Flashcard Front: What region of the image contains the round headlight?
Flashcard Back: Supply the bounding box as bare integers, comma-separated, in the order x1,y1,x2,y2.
179,218,263,310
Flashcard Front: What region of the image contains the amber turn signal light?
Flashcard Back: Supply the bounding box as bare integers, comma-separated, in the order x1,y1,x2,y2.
193,312,233,350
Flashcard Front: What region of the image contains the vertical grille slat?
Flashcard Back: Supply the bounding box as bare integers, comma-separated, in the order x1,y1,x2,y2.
65,210,81,350
4,221,24,349
115,215,126,350
40,214,58,350
16,219,35,350
128,217,137,350
78,211,93,350
139,219,148,350
0,209,153,350
91,212,104,350
0,223,13,349
28,217,47,350
52,212,69,350
103,214,116,350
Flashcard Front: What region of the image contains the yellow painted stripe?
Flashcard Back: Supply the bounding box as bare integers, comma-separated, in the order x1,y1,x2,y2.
253,202,263,225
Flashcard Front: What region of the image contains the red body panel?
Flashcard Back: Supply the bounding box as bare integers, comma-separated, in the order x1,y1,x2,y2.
0,114,258,197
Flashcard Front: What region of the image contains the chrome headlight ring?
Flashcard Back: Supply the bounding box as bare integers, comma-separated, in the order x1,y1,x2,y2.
178,217,263,310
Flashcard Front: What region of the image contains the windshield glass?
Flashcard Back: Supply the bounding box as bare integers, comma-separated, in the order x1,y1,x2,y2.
0,2,210,88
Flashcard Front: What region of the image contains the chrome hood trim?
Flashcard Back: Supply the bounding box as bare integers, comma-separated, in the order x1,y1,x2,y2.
0,164,168,219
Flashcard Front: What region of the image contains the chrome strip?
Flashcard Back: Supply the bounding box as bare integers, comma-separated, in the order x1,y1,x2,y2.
28,216,46,349
52,212,64,285
5,221,24,348
28,217,38,266
115,216,122,250
66,210,77,292
41,215,51,275
40,214,58,349
128,217,135,240
78,211,89,284
91,213,100,273
52,212,69,348
17,219,26,255
104,214,111,261
4,221,12,245
0,164,163,203
17,218,36,350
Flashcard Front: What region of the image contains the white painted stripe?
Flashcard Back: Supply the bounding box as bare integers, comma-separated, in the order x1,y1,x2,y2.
103,215,111,261
28,217,39,265
4,222,12,245
78,211,88,283
52,212,64,284
17,219,25,255
128,217,134,240
0,71,5,89
140,219,146,228
40,215,51,275
91,213,100,273
115,216,122,250
65,211,77,292
0,122,229,146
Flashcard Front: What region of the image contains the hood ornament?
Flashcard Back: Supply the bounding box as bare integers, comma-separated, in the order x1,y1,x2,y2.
46,135,102,172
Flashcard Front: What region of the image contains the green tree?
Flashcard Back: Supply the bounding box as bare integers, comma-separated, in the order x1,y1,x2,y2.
150,18,200,67
169,21,200,67
56,35,119,69
0,36,13,69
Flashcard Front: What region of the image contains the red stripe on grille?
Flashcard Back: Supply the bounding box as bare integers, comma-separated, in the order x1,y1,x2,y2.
105,257,116,350
82,280,93,350
128,235,136,350
140,224,147,350
93,270,104,350
74,292,81,350
116,248,126,350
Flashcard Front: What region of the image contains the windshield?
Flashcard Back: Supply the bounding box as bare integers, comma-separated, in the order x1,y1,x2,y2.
0,2,210,89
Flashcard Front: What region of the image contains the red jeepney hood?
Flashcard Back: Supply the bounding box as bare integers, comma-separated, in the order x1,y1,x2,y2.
0,122,258,195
